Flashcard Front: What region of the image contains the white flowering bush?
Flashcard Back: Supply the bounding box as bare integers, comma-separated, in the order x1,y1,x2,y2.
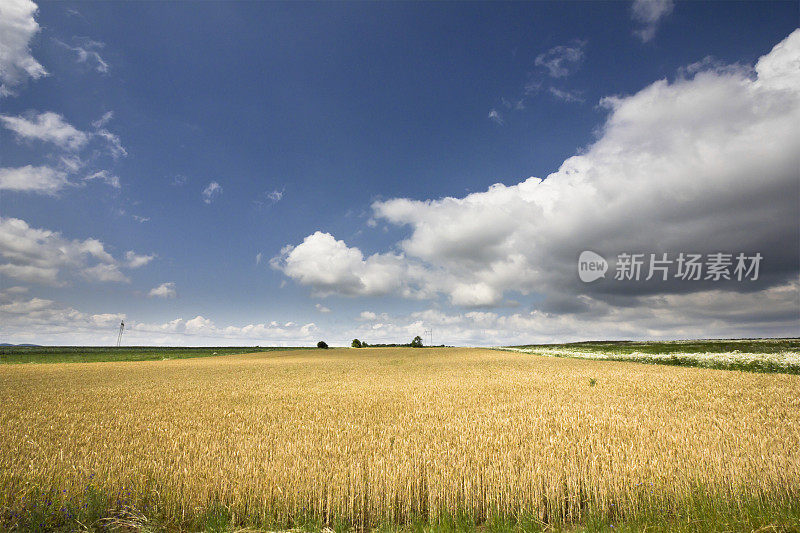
500,344,800,373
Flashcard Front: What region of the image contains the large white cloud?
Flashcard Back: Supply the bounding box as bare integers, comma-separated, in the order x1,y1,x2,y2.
271,231,418,297
277,31,800,331
0,0,47,96
0,217,154,286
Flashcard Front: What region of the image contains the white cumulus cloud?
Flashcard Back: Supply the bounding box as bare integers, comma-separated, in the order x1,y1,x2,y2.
0,216,153,286
0,0,47,97
125,251,155,268
149,282,177,299
277,30,800,332
82,263,128,283
271,231,417,298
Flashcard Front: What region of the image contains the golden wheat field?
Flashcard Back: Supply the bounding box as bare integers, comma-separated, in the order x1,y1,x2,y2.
1,347,799,530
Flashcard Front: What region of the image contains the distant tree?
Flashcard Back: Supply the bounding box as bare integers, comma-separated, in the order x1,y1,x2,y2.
410,335,423,348
351,339,362,348
361,341,368,347
317,341,329,349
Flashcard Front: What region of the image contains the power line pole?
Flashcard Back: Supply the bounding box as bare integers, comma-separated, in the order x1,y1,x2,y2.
116,320,125,347
424,328,433,347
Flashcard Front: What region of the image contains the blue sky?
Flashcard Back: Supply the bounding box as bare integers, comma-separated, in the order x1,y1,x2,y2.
1,1,798,346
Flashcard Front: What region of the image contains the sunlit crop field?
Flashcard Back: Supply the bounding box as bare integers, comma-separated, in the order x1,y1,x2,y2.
1,348,799,531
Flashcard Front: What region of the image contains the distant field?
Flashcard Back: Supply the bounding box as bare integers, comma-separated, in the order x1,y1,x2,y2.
1,347,798,532
501,338,800,374
0,345,307,364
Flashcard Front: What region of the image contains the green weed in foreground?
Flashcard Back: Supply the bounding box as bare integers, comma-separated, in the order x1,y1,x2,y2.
2,485,799,532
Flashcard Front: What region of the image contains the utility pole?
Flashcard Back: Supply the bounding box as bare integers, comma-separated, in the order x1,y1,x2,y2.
424,328,433,347
116,320,125,347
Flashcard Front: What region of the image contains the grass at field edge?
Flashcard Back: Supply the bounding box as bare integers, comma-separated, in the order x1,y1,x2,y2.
0,346,312,364
3,485,798,532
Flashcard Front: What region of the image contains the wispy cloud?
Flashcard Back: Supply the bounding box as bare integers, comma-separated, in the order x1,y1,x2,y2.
548,87,585,103
0,110,126,193
83,170,120,189
492,40,587,121
0,165,69,195
59,155,84,173
255,187,285,207
488,109,504,125
0,111,89,151
501,97,525,111
54,37,109,74
202,181,222,204
315,303,331,313
534,40,586,78
0,110,127,158
631,0,674,43
95,128,127,159
64,7,86,20
92,111,114,129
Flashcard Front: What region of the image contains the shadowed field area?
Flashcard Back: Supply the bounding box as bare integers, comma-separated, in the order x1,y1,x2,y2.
1,347,798,531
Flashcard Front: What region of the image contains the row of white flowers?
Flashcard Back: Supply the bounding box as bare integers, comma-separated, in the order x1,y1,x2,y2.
499,346,800,369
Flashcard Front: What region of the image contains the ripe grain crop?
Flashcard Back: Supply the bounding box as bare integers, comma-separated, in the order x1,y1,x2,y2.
1,348,798,530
